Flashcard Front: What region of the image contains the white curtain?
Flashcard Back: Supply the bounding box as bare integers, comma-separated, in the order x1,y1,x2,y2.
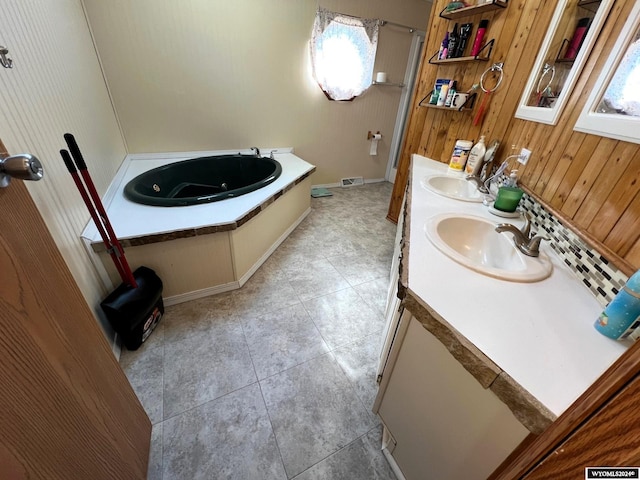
598,30,640,117
310,8,379,101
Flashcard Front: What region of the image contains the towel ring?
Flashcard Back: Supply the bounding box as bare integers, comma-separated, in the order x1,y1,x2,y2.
536,63,556,94
480,62,504,93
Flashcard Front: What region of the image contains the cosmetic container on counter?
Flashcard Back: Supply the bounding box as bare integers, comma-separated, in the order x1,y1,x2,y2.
595,270,640,341
448,139,473,171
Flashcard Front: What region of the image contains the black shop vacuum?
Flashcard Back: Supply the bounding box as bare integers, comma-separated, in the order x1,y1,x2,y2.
61,133,163,350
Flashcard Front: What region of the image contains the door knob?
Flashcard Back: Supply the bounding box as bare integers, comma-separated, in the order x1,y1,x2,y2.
0,153,44,188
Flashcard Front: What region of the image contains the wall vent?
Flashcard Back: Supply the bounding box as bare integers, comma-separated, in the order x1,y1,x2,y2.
340,176,364,187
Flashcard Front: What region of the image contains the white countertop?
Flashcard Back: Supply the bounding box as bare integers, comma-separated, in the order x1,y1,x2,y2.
81,148,315,243
407,154,628,416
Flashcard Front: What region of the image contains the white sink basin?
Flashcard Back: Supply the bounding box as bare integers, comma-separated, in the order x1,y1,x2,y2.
424,213,553,282
420,175,484,203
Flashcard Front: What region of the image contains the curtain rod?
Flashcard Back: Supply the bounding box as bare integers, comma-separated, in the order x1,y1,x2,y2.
319,7,424,34
379,19,425,34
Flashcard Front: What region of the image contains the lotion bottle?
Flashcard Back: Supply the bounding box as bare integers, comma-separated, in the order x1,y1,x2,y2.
464,135,486,175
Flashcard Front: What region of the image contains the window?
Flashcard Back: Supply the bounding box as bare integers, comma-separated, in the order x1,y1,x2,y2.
575,1,640,144
596,29,640,117
310,8,379,101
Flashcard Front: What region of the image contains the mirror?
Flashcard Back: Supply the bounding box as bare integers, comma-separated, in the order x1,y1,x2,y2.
515,0,614,125
575,1,640,143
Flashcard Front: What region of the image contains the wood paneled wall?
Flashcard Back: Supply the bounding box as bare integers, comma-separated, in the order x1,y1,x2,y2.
389,0,640,275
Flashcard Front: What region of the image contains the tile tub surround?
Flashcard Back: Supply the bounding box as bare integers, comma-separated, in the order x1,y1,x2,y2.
120,182,398,480
402,155,628,430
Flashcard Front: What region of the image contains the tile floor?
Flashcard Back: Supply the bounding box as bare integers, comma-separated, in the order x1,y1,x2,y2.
120,182,398,480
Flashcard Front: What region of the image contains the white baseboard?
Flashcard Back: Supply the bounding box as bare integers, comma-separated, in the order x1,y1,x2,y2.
238,207,311,287
312,178,388,189
382,448,406,480
312,182,341,189
163,281,240,306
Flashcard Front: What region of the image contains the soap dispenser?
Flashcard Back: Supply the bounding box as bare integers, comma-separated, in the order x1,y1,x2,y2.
504,169,518,188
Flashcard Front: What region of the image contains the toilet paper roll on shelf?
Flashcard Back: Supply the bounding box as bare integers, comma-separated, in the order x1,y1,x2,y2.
376,72,388,83
370,133,382,155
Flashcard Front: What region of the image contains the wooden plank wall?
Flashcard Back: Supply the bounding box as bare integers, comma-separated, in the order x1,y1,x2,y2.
389,0,640,275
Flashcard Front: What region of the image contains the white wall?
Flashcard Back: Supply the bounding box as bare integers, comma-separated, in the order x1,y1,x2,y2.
0,0,127,340
83,0,432,185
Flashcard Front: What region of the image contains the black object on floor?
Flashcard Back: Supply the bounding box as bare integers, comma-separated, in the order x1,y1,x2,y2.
60,133,164,350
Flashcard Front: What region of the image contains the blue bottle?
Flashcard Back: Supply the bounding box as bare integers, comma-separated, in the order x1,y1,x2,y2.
595,270,640,340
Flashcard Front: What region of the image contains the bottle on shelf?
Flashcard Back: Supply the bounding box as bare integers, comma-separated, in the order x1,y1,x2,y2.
456,23,473,57
439,32,449,60
444,80,457,107
564,17,590,60
470,19,489,57
437,83,450,106
447,23,460,59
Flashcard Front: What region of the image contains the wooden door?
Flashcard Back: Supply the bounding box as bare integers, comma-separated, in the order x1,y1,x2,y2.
0,148,150,479
523,372,640,479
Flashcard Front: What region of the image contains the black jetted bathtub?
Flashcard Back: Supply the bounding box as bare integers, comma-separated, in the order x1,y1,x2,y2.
124,154,282,206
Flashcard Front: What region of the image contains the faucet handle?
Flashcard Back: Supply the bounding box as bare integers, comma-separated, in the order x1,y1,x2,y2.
524,234,550,257
521,212,531,239
465,175,489,194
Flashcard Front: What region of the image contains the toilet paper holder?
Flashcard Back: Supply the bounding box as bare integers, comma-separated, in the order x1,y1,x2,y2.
367,131,381,140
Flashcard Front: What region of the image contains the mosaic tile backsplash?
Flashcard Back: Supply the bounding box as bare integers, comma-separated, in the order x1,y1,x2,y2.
518,193,629,308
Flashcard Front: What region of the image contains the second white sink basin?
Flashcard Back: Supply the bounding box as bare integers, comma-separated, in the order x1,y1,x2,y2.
424,213,553,282
420,175,484,202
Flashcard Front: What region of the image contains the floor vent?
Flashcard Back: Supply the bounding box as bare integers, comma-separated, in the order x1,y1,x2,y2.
341,177,364,187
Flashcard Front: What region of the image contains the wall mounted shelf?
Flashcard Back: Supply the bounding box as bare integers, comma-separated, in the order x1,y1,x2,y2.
439,0,509,20
429,55,490,64
577,0,601,13
428,39,495,64
418,91,477,111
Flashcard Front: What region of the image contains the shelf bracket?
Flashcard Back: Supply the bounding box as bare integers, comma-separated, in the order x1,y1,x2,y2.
474,38,495,60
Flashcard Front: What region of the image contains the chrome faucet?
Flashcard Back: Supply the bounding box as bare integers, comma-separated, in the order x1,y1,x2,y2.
250,147,261,157
467,153,524,200
495,213,549,257
466,174,489,194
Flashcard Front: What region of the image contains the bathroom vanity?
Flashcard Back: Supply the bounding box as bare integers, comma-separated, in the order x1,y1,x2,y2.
373,155,628,479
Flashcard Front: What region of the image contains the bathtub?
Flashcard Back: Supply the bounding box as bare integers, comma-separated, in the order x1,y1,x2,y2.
82,148,315,304
124,154,283,206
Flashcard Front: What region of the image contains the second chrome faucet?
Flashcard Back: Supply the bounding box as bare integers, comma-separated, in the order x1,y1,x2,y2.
495,213,549,257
